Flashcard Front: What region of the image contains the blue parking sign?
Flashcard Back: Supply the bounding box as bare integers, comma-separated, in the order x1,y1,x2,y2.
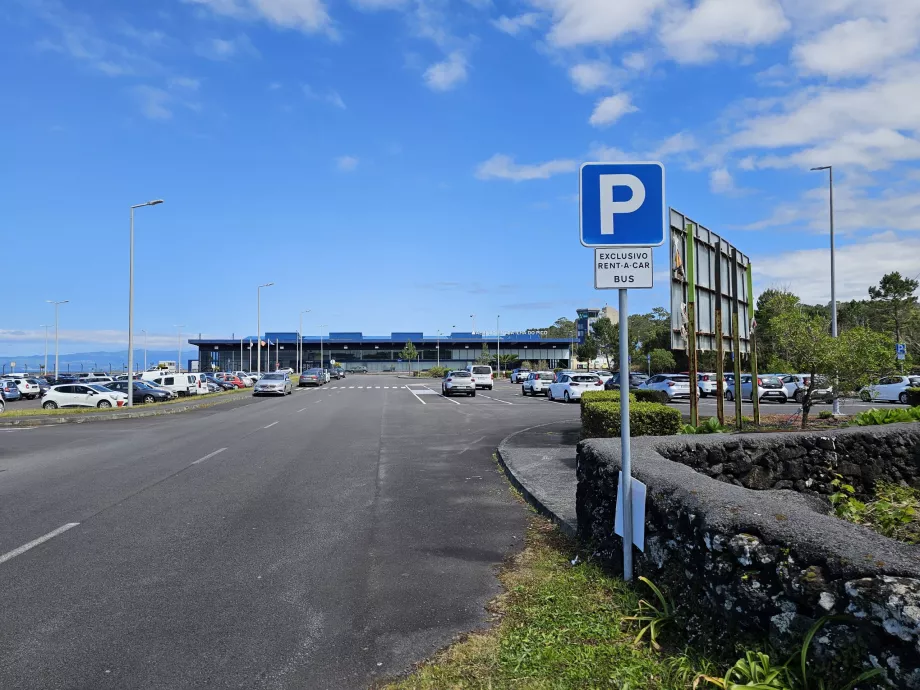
897,343,906,360
580,162,666,247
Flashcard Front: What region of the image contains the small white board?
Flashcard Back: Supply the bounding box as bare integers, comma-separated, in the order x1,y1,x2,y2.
594,248,653,289
614,472,647,552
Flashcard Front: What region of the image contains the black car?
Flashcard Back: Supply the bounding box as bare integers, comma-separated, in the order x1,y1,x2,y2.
202,374,236,391
604,373,649,391
104,380,171,404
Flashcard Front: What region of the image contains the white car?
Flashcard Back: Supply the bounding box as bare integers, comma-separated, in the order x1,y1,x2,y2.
7,377,41,400
510,368,531,384
591,371,615,384
442,370,476,397
697,373,716,398
859,375,920,404
78,376,114,384
467,365,494,390
547,373,602,402
233,371,256,386
42,383,127,409
640,374,692,400
521,371,556,396
770,374,833,404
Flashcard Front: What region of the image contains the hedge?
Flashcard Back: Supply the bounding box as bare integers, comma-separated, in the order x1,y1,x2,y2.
581,401,683,438
580,390,637,405
634,389,669,404
906,387,920,407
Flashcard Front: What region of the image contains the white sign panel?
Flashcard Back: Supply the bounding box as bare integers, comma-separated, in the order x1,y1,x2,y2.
614,472,647,552
594,248,653,289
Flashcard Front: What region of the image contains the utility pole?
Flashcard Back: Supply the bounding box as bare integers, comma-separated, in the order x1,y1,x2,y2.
811,165,839,416
127,199,163,406
175,325,185,373
257,282,274,375
40,324,49,374
46,300,69,380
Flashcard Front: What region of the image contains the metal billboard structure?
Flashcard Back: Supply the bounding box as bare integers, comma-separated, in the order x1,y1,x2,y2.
668,208,758,428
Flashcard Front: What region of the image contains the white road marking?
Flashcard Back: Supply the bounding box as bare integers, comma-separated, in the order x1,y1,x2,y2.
192,447,227,465
406,386,427,405
480,394,513,405
375,386,381,389
357,386,364,389
0,523,80,566
314,400,321,403
264,421,279,429
349,386,355,389
297,408,307,413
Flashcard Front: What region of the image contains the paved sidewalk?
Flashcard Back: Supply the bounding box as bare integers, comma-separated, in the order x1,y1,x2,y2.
497,420,580,537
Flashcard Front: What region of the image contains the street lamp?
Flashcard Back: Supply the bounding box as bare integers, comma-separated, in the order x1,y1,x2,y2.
141,329,148,371
299,309,311,373
811,165,839,416
470,314,476,334
320,324,327,369
436,325,456,368
46,300,69,380
257,282,274,375
39,324,49,374
497,315,501,377
127,199,164,406
175,325,185,373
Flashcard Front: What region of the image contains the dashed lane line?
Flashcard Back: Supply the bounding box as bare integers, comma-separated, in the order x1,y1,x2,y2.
264,421,279,429
192,448,227,465
0,523,80,567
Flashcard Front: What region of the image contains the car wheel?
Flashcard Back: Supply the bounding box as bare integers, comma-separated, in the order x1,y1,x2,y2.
725,391,734,401
860,391,871,402
43,400,58,409
779,395,787,404
521,386,527,396
699,391,707,399
794,390,805,403
97,400,112,408
143,395,155,404
564,391,571,403
470,391,476,397
900,392,909,404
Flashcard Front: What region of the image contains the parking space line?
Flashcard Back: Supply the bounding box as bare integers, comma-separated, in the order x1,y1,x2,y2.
405,386,427,405
349,386,355,389
375,386,381,389
480,394,513,405
297,408,307,412
264,421,279,429
192,447,227,465
0,523,80,566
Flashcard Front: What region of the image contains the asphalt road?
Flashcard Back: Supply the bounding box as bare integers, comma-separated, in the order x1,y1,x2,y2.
0,376,580,690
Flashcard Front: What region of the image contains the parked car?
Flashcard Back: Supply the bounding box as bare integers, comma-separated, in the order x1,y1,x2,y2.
140,371,198,397
859,376,920,404
277,368,295,375
521,371,555,396
697,373,716,398
590,371,615,384
254,373,293,396
442,370,476,397
548,373,602,402
1,380,22,402
104,380,171,404
604,372,649,391
299,369,324,387
203,374,235,391
725,375,788,403
334,367,346,379
639,374,693,400
771,374,834,404
510,368,531,384
77,376,114,385
215,373,246,389
467,365,494,390
7,377,42,400
348,365,368,374
42,383,127,409
330,369,344,380
232,371,256,386
30,378,52,397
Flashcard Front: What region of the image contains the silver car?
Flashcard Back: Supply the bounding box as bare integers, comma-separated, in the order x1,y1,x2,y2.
253,373,293,396
442,370,476,397
299,368,324,387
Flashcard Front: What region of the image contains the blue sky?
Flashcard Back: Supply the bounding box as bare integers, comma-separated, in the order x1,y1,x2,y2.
3,0,919,356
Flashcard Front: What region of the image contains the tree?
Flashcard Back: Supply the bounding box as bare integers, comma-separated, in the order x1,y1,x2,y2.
498,353,517,371
535,359,549,371
575,337,599,364
649,349,676,374
868,271,919,345
399,340,418,372
754,288,801,370
476,343,493,365
591,317,618,369
521,360,533,370
543,317,576,339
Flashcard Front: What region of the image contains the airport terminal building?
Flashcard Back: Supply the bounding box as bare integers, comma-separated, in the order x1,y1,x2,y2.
189,331,573,373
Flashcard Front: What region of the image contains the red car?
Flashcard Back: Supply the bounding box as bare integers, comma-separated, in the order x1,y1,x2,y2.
217,374,245,388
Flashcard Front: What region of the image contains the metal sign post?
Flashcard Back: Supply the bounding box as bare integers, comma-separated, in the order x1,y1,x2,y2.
686,223,699,427
747,264,760,425
581,161,664,582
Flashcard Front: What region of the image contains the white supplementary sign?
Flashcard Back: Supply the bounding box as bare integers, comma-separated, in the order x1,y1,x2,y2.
614,473,647,552
594,248,653,289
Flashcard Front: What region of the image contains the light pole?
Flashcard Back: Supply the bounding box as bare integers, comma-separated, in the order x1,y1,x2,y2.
127,199,164,406
811,165,839,416
470,314,476,334
320,325,327,369
497,315,501,378
46,300,68,380
40,324,49,374
141,329,148,371
175,325,185,373
299,309,311,373
257,282,274,375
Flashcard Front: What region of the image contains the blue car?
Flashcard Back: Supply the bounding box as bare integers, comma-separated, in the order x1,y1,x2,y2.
1,379,22,402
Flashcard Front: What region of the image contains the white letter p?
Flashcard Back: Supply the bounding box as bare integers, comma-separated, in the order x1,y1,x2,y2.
599,174,645,235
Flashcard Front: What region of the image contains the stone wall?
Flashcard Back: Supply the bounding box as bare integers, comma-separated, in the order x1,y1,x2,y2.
576,430,920,689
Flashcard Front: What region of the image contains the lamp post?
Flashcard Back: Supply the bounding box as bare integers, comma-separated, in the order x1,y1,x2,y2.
127,199,164,406
39,324,49,374
811,165,839,416
175,325,185,374
141,329,148,371
320,325,327,369
46,300,68,380
299,309,311,373
497,315,501,378
470,314,476,334
257,282,274,375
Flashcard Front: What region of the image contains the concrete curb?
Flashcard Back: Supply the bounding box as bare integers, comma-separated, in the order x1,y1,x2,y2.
496,421,578,538
0,393,251,427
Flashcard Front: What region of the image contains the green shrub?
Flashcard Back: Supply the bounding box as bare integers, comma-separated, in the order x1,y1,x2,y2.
634,389,669,404
818,410,834,420
581,401,682,438
853,406,920,426
906,387,920,406
427,366,450,379
680,417,730,435
580,390,636,405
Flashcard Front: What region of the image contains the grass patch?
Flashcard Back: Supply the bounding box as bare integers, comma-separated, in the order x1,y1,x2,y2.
383,518,715,689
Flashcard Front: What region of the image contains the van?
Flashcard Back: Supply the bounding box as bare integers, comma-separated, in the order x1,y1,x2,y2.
466,364,494,390
140,371,200,397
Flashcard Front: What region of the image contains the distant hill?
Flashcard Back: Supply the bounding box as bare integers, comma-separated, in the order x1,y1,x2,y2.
0,349,195,374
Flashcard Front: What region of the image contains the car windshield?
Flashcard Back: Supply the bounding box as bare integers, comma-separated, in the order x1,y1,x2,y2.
761,376,781,385
263,374,284,380
471,367,491,374
452,371,471,377
88,385,111,393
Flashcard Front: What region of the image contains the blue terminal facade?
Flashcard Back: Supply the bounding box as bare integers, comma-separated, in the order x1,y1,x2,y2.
189,331,573,373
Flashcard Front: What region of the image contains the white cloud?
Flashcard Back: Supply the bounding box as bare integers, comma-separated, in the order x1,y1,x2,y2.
756,234,920,303
588,93,637,127
169,76,200,90
0,329,184,349
661,0,789,63
621,52,647,71
350,0,408,8
709,167,735,193
754,129,920,171
568,61,620,92
336,155,359,171
132,86,173,120
492,12,541,35
475,154,576,181
649,132,697,158
196,34,259,60
185,0,334,36
423,52,468,91
538,0,669,47
302,84,346,108
793,17,919,77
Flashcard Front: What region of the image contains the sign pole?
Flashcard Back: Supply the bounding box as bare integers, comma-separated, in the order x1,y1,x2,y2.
618,287,633,582
714,240,725,425
731,249,743,429
686,224,699,427
747,263,760,425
